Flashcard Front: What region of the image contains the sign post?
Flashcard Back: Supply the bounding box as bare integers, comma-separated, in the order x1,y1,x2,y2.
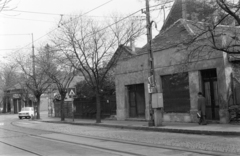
67,88,76,122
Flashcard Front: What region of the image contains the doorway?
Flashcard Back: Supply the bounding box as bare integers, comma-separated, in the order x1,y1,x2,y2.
13,99,21,114
127,84,146,118
201,69,219,120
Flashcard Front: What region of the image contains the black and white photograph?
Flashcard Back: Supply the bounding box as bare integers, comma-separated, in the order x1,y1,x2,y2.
0,0,240,155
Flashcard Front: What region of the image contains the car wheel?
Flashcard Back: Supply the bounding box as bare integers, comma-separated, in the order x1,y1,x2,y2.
19,117,22,119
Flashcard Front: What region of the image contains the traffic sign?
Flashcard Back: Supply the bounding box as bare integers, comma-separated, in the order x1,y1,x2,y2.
67,88,76,97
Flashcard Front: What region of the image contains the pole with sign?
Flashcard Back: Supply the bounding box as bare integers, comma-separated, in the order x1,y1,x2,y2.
67,88,76,122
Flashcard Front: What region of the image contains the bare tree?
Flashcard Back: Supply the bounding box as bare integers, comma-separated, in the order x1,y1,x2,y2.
14,51,52,119
0,0,13,12
50,14,144,123
37,44,76,121
176,0,240,59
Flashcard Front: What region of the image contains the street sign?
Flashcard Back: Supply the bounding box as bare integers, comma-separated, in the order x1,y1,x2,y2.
148,76,154,86
67,88,76,97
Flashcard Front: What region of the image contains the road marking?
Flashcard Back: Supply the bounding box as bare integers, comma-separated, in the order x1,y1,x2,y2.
0,123,4,126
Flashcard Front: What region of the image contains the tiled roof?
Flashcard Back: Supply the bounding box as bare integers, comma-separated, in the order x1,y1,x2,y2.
161,0,216,32
137,18,240,55
109,45,140,65
137,19,192,54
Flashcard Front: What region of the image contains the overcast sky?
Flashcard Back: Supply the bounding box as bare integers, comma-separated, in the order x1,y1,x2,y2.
0,0,172,62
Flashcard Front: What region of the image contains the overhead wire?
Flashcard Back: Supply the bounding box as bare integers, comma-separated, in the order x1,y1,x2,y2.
6,0,114,54
0,33,31,36
6,9,67,16
32,0,115,44
7,0,172,54
0,48,30,51
0,16,55,23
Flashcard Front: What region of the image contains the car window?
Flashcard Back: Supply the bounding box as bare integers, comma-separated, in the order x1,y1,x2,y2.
21,108,26,111
21,107,32,111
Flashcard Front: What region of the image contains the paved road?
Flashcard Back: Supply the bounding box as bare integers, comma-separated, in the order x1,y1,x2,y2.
0,113,240,156
1,115,127,156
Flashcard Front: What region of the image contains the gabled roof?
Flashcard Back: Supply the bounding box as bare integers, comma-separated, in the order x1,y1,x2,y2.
137,18,240,55
161,0,216,32
137,19,194,54
135,0,218,54
109,45,140,66
6,83,23,91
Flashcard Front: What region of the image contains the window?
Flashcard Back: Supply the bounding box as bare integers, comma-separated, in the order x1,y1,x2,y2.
161,73,190,113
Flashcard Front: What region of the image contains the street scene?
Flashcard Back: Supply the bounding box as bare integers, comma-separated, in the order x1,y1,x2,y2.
1,0,240,155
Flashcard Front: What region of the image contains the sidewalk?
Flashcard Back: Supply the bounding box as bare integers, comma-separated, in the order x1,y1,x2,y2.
40,112,240,136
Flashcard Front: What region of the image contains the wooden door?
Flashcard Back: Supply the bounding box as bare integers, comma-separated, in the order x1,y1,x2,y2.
202,69,219,120
128,84,146,118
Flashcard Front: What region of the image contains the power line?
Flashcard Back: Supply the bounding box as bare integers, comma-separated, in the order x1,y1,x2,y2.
55,2,173,41
87,9,142,38
33,0,114,44
6,9,66,16
0,48,30,51
8,0,114,54
9,0,170,54
0,16,55,23
0,33,31,36
6,9,145,19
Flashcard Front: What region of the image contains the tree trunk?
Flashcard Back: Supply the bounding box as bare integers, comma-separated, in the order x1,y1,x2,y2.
60,93,65,121
36,96,41,119
96,89,101,123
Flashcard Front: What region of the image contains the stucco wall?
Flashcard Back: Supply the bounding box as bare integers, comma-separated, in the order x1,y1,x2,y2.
115,54,149,120
115,44,229,123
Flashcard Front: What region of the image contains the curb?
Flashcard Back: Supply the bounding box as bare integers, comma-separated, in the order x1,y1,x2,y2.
42,120,240,136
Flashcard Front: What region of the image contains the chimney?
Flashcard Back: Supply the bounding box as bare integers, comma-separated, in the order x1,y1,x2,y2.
182,0,186,19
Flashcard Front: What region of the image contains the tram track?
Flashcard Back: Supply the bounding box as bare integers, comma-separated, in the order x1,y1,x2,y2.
0,120,238,156
0,124,143,156
0,140,43,156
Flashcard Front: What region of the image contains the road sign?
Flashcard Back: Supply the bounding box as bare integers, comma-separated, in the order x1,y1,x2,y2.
67,88,76,97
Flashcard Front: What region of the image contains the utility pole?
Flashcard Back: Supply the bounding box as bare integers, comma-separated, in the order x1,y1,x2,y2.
145,0,155,127
31,33,36,118
31,33,35,78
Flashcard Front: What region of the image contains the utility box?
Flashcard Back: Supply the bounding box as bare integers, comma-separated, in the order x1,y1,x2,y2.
152,93,163,108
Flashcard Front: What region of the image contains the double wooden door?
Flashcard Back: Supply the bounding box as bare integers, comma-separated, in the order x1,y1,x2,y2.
128,84,146,118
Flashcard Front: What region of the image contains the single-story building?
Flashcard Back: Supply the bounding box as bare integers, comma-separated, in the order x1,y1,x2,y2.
114,0,240,124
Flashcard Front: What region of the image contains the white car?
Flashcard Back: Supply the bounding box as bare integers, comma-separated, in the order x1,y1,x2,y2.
18,107,34,119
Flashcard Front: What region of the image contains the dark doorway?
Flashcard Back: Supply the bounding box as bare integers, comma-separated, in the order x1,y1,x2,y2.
128,84,146,118
13,99,21,114
201,69,219,120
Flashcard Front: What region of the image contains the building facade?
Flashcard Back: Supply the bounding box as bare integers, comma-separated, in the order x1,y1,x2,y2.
2,83,35,114
114,0,239,123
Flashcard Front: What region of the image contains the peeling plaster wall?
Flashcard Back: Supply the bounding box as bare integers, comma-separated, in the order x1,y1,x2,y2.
115,54,149,120
115,45,230,123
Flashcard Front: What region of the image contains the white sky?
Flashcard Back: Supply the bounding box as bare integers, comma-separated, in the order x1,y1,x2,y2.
0,0,172,62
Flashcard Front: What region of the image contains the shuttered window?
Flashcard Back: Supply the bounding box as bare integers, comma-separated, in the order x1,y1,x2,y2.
161,73,190,113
